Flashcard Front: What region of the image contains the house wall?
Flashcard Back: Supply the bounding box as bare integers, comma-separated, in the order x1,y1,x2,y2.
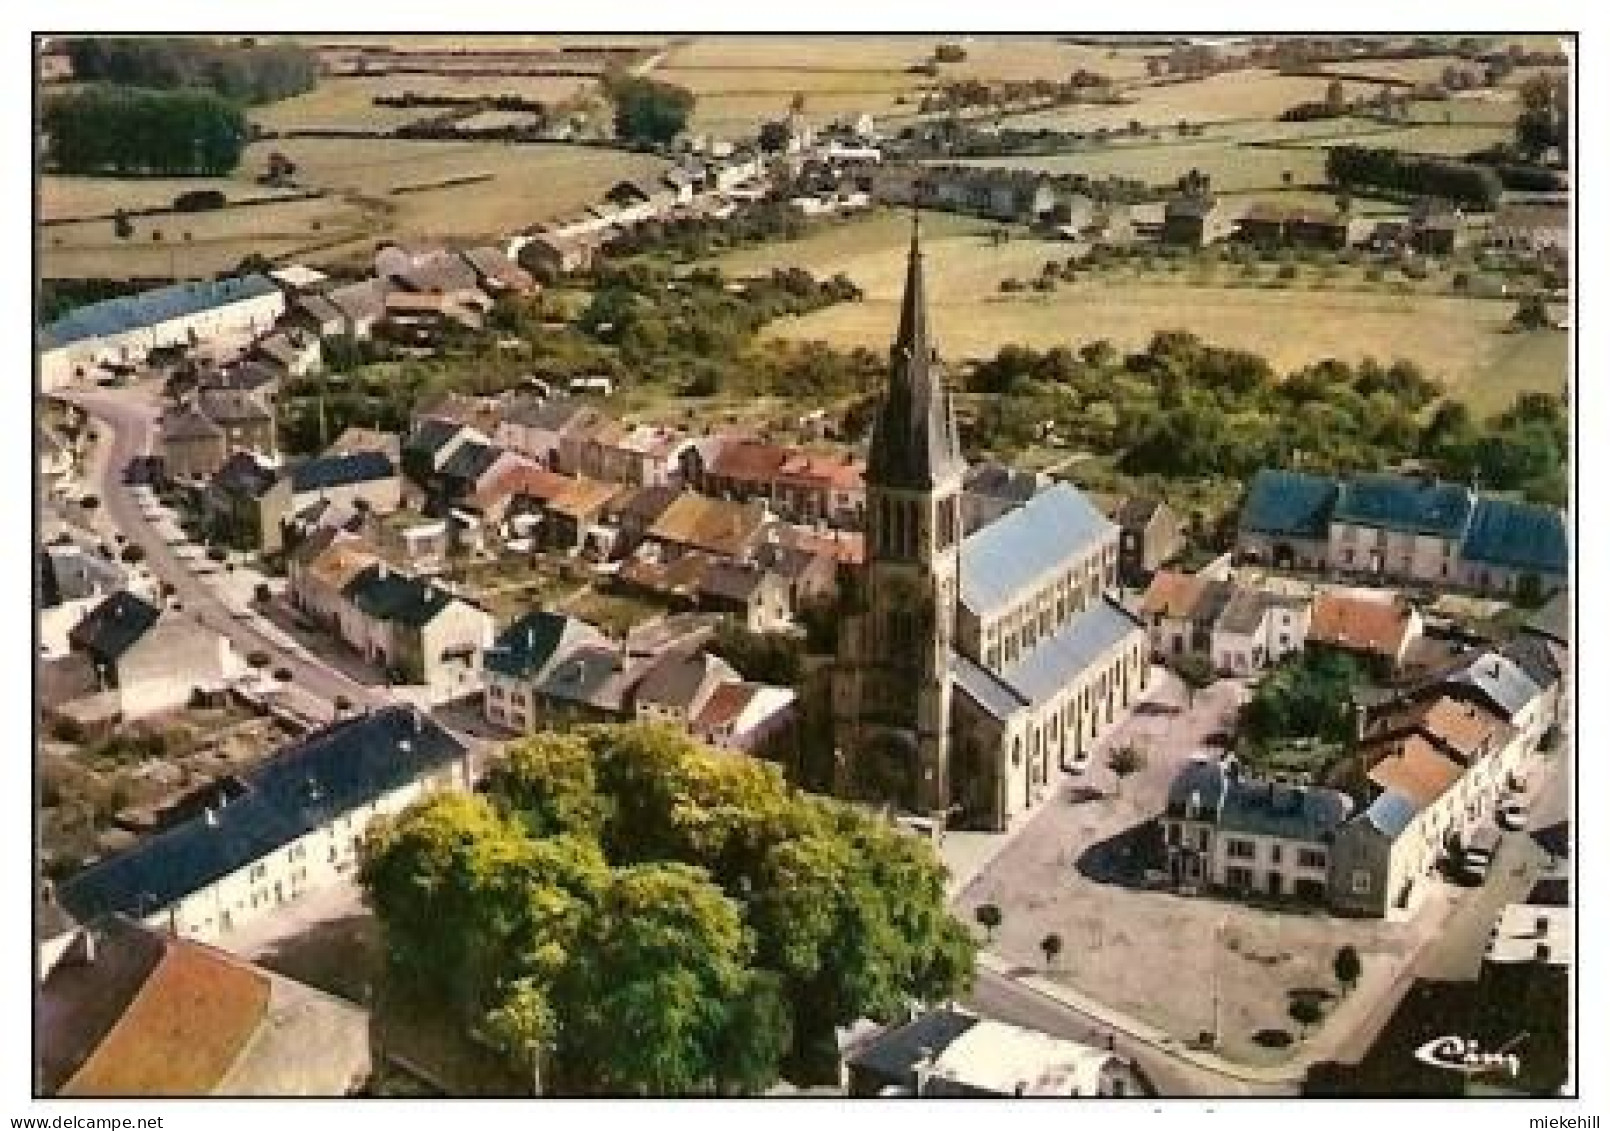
1235,531,1328,571
289,477,403,523
116,634,238,720
415,601,495,703
1327,825,1393,917
154,769,462,944
1210,626,1262,675
163,433,229,481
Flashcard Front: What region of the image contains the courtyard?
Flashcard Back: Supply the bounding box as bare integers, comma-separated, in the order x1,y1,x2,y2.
952,668,1441,1067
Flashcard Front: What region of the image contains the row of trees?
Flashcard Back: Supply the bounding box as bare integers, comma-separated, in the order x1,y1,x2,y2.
965,333,1566,507
360,725,975,1094
43,85,247,175
1325,145,1503,209
62,37,319,105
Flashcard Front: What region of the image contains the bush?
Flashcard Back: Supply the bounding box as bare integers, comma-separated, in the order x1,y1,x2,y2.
172,188,226,212
206,545,228,562
1276,263,1299,280
119,543,145,564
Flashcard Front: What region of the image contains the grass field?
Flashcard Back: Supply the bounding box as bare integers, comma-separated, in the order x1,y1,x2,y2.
40,175,304,222
712,209,1565,412
1279,121,1514,155
40,140,666,278
658,35,1167,135
941,140,1331,192
249,74,602,133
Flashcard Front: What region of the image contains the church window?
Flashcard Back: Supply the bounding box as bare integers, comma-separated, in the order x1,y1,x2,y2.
1012,738,1022,766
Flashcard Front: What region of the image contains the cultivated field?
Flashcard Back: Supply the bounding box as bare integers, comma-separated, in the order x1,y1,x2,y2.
39,176,304,222
941,141,1331,193
715,209,1565,411
657,35,1166,136
39,139,666,279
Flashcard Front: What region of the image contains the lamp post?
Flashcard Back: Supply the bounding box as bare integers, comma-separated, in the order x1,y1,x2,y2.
1209,916,1227,1049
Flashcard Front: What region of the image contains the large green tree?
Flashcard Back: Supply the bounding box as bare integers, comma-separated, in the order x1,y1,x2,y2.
605,75,695,145
43,85,247,175
361,723,975,1094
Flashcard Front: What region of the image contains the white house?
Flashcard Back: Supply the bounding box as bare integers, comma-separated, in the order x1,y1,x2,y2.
57,707,469,945
1210,588,1310,675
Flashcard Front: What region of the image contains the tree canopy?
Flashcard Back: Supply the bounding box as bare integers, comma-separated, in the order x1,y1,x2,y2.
362,724,975,1094
62,37,319,105
604,75,695,145
43,85,247,175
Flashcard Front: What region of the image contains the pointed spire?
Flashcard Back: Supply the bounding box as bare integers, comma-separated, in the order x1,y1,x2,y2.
894,204,928,361
868,207,965,493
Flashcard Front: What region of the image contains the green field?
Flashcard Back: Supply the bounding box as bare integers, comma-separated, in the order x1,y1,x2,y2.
248,73,602,133
940,140,1331,192
711,208,1566,414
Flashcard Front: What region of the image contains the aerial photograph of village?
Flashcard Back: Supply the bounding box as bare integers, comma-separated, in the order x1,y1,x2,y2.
31,29,1573,1103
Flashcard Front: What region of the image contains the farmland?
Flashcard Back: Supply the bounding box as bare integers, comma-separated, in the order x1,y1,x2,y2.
712,209,1565,413
39,139,666,279
248,73,603,133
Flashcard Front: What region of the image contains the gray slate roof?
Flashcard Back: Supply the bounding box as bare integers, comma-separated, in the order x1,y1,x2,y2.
635,652,735,711
1525,589,1569,645
960,483,1115,618
288,451,396,494
41,274,278,350
998,597,1142,706
211,451,278,499
58,707,464,923
1215,588,1270,636
1166,759,1353,842
951,651,1028,721
40,547,123,607
846,1009,979,1085
1444,651,1545,720
161,407,226,443
67,592,160,665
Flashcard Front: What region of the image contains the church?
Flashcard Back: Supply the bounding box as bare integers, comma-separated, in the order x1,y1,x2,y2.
831,221,1150,832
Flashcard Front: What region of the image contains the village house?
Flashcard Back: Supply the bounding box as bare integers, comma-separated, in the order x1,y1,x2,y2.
40,274,286,392
1236,468,1566,598
286,530,381,628
38,545,126,661
57,707,469,944
482,611,608,732
284,292,347,341
644,491,773,562
459,244,538,295
493,397,591,469
249,328,321,378
158,406,229,481
844,1008,1144,1098
1163,757,1353,902
1209,588,1311,676
1139,570,1234,660
688,680,798,755
1105,495,1184,587
515,228,609,276
1306,589,1423,673
195,386,278,460
204,451,286,553
38,916,372,1097
695,560,794,630
1161,195,1235,247
1486,204,1569,256
1235,203,1357,250
632,651,740,729
338,563,494,701
380,289,491,344
324,278,389,341
63,592,241,723
691,439,866,527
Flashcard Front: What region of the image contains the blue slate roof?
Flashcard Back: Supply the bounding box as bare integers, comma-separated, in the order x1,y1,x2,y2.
846,1009,979,1084
344,565,455,628
533,644,631,711
1362,790,1420,837
58,707,465,923
1220,777,1353,842
404,417,462,458
439,440,501,483
41,275,278,350
998,597,1142,706
288,450,397,494
1333,474,1473,538
1239,469,1336,539
1460,497,1568,575
67,591,160,665
950,651,1028,721
484,611,600,680
1165,759,1353,841
960,482,1113,617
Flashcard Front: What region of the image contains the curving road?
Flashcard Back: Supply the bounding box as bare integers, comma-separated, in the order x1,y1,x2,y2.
58,385,388,718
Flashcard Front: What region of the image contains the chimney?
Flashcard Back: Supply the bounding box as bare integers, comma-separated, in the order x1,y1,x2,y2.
913,1046,937,1096
203,807,218,827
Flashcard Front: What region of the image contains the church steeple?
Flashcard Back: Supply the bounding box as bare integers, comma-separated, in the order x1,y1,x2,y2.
868,213,966,492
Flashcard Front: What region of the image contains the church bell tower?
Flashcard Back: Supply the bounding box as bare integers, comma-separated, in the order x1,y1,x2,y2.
832,215,967,815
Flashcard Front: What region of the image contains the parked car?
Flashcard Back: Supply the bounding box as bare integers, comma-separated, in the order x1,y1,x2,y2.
1497,800,1529,832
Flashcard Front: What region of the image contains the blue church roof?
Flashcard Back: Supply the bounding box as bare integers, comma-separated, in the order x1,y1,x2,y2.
1461,497,1568,575
1239,469,1336,539
950,651,1028,721
1361,790,1420,838
1000,597,1143,706
41,274,280,350
959,482,1113,617
1333,474,1473,538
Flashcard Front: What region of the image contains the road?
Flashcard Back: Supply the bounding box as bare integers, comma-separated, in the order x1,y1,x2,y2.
59,386,389,717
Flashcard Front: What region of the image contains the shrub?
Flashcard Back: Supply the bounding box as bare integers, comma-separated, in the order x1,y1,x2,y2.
172,188,226,212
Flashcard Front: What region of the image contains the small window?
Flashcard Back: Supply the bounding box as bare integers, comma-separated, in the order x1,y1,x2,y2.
1351,870,1372,895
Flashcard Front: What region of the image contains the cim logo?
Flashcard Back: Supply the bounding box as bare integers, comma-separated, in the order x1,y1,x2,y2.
1413,1034,1526,1078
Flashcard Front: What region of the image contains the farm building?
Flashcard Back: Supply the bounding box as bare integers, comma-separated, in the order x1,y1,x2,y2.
40,275,286,391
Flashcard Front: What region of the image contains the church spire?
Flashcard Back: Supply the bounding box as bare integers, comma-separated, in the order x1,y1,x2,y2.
868,208,965,492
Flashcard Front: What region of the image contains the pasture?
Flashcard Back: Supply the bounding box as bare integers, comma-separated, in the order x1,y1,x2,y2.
248,74,602,133
712,209,1564,411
